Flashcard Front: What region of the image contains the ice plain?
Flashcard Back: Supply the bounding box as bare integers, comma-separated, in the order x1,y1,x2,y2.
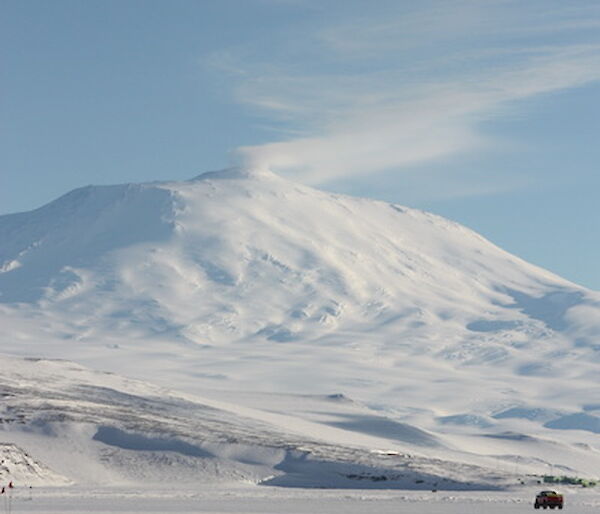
2,486,600,514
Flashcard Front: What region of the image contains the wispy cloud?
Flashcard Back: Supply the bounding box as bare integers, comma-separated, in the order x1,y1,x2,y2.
216,1,600,186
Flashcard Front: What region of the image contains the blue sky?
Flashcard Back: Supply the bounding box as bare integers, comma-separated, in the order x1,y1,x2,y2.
2,0,599,289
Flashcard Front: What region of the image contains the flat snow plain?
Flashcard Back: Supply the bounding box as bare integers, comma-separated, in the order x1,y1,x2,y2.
4,486,600,513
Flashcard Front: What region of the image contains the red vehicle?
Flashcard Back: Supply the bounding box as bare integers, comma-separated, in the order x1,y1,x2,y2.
534,490,563,509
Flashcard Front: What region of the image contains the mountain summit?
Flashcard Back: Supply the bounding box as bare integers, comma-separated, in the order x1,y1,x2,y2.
0,168,599,450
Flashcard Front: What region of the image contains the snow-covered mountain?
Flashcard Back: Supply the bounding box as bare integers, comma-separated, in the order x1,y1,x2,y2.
0,167,599,484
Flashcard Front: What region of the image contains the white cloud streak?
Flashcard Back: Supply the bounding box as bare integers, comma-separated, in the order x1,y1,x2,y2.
223,1,600,185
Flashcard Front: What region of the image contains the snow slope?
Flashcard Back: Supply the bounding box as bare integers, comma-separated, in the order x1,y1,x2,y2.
0,442,70,486
0,167,599,484
0,356,522,490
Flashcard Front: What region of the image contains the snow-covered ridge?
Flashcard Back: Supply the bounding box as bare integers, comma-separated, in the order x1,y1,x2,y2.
0,356,520,489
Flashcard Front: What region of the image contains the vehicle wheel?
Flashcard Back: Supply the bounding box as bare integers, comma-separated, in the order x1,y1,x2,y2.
543,506,548,509
535,505,540,510
558,507,563,510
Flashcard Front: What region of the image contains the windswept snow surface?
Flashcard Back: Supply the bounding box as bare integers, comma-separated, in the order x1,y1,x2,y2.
4,487,600,514
0,167,599,487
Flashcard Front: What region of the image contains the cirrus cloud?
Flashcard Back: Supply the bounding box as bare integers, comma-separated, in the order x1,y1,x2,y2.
214,1,600,185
